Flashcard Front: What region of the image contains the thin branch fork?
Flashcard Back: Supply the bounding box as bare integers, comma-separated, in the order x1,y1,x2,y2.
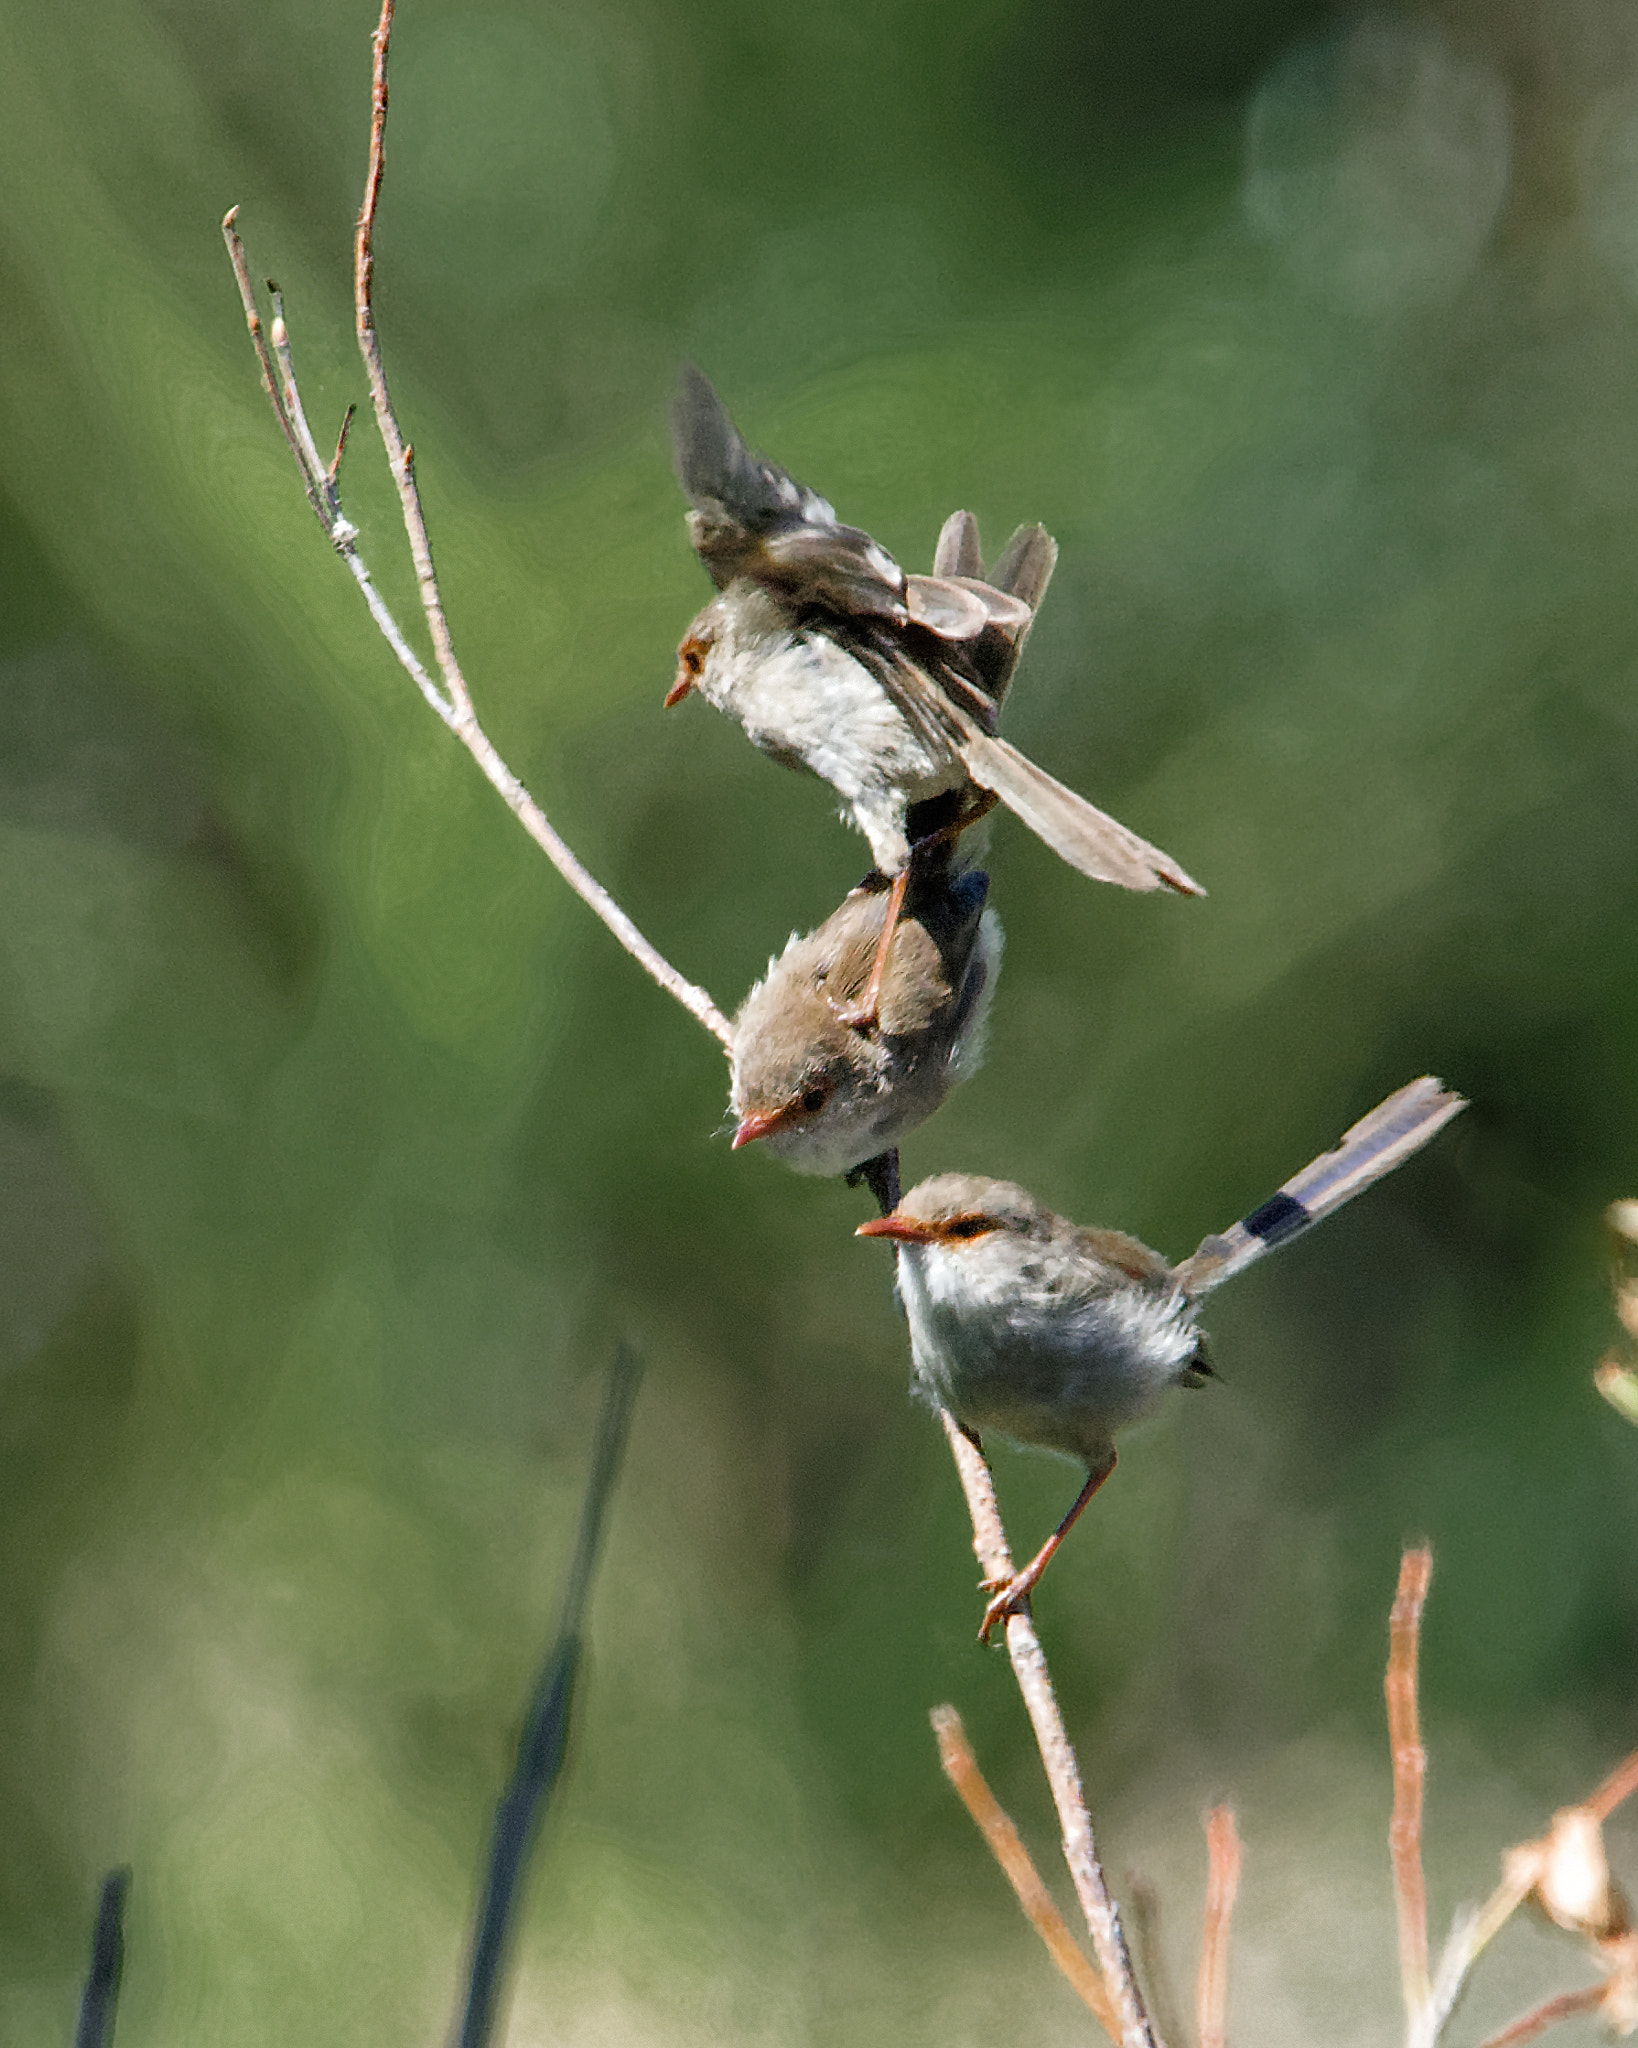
931,1703,1119,2039
940,1411,1163,2048
222,0,734,1051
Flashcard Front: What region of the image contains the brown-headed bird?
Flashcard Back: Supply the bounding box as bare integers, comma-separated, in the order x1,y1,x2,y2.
728,824,1001,1195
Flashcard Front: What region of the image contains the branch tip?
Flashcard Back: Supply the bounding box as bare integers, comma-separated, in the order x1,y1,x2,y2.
1198,1806,1241,2048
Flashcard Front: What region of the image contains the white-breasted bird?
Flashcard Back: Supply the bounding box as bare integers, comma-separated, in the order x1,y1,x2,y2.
857,1076,1466,1640
666,367,1203,900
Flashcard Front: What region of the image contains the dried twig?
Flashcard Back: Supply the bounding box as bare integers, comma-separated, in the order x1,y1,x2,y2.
1472,1983,1607,2048
1588,1745,1638,1825
452,1346,643,2048
939,1411,1162,2048
931,1703,1118,2038
1597,1202,1638,1424
222,0,734,1051
1197,1805,1241,2048
1388,1547,1434,2039
1419,1689,1638,2039
74,1868,130,2048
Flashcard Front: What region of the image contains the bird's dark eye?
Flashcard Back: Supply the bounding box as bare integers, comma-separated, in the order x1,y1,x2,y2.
799,1082,831,1114
943,1215,992,1239
678,636,706,677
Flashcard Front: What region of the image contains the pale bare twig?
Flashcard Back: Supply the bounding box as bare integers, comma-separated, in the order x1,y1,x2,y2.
930,1703,1118,2039
939,1411,1162,2048
1471,1983,1606,2048
1197,1805,1241,2048
222,3,735,1050
1388,1547,1434,2041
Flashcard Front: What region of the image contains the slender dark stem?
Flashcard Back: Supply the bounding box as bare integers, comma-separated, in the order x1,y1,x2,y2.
451,1347,643,2048
74,1868,130,2048
1127,1878,1189,2048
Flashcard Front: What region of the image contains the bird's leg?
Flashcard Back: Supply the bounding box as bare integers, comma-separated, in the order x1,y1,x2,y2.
978,1451,1117,1645
847,1148,902,1216
832,789,1000,1034
831,864,911,1032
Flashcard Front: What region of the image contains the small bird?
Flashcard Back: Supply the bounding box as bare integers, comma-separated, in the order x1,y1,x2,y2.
857,1076,1466,1641
666,367,1203,902
728,821,1002,1191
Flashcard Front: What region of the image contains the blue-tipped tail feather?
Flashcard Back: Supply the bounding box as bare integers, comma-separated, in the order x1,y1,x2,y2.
1175,1077,1466,1295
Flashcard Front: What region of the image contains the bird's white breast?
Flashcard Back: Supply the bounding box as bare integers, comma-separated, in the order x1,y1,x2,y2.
700,627,961,869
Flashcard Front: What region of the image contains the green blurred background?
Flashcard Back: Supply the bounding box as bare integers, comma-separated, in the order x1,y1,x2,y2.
4,0,1638,2040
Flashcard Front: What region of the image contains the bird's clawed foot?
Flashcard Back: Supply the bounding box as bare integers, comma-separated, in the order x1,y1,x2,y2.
977,1568,1038,1645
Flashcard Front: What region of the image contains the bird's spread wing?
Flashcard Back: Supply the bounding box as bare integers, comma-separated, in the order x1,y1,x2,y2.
1174,1077,1468,1295
673,367,907,619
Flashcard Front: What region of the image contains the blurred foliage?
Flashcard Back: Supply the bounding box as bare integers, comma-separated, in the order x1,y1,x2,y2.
5,0,1638,2041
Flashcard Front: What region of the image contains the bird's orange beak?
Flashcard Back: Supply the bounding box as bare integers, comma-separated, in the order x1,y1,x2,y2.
855,1215,940,1243
665,634,707,708
732,1106,795,1150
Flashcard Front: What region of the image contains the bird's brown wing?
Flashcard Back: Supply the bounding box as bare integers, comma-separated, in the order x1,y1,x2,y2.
673,367,908,618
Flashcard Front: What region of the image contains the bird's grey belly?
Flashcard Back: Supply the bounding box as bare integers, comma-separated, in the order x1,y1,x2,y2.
905,1275,1194,1466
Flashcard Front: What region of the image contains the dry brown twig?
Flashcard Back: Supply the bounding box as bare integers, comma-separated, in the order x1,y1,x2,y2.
1387,1530,1638,2048
930,1703,1119,2039
1389,1547,1435,2041
1596,1201,1638,1427
1197,1805,1241,2048
1472,1985,1608,2048
226,8,1161,2044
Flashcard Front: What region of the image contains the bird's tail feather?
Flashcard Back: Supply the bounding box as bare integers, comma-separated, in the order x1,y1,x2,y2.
990,524,1057,612
1174,1077,1467,1295
958,731,1204,897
